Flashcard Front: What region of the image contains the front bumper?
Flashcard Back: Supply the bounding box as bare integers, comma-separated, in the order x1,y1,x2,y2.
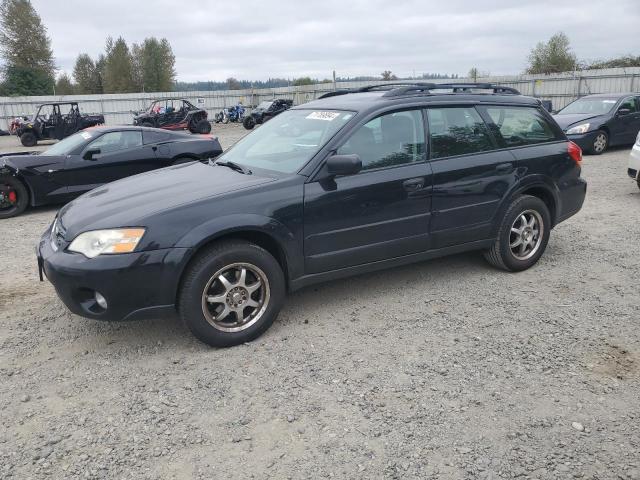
566,131,599,152
37,227,190,321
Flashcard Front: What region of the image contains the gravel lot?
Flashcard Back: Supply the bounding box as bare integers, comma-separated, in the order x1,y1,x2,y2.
1,125,639,479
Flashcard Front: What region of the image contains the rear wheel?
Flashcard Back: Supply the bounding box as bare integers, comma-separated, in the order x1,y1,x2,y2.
590,130,608,155
484,195,551,272
0,176,28,219
178,240,285,347
243,116,256,130
20,131,37,147
140,121,154,128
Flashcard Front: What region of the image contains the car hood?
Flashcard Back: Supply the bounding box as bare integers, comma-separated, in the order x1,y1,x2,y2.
58,161,275,239
552,113,608,130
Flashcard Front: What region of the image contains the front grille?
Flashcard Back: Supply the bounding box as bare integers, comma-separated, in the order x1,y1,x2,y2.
628,168,638,180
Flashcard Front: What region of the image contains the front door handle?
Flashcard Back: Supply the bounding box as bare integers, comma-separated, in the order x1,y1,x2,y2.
495,162,513,173
403,178,424,191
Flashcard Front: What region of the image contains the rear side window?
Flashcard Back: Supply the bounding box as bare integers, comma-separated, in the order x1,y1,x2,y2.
427,107,494,159
484,106,557,147
143,130,172,144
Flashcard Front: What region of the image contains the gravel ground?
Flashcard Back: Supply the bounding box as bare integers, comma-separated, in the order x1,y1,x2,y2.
1,125,639,479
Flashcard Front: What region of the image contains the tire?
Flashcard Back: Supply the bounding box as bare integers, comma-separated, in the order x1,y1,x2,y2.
243,116,256,130
140,121,154,128
590,130,608,155
637,176,640,191
196,119,211,134
0,176,29,219
222,114,229,124
178,240,285,347
20,131,37,147
483,195,551,272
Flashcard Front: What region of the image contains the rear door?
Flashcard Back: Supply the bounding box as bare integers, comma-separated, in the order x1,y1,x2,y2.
426,105,516,248
303,109,432,273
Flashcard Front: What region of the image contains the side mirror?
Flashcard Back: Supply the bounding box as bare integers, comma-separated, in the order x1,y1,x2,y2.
326,154,362,176
617,108,631,116
83,148,101,160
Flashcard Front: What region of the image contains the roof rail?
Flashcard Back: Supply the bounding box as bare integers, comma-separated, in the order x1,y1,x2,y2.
428,83,521,94
317,82,521,100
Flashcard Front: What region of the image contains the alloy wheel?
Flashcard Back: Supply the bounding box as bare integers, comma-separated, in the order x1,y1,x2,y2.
201,262,270,332
509,210,544,261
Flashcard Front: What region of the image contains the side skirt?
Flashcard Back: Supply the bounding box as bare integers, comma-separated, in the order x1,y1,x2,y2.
289,239,494,292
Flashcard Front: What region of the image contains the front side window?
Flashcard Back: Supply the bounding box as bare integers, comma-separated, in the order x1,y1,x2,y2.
427,107,494,159
86,131,143,154
618,97,637,113
337,110,425,170
484,106,557,147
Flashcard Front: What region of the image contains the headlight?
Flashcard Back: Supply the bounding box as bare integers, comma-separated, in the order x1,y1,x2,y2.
68,228,146,258
566,123,590,135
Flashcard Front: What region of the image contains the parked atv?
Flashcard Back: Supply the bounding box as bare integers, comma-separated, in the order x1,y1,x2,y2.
215,104,245,124
14,102,104,147
243,99,293,130
133,98,211,134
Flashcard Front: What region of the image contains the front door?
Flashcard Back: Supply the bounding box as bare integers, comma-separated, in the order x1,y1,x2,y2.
614,96,640,144
303,109,432,273
62,129,157,195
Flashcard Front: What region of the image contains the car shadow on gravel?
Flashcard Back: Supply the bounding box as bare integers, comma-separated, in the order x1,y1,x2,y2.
70,251,490,350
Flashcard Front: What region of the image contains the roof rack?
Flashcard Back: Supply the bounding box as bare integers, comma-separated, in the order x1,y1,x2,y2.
317,82,520,99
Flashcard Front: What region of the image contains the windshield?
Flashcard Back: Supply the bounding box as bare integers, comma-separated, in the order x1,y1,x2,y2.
217,109,355,173
559,98,617,115
256,101,273,110
40,130,93,156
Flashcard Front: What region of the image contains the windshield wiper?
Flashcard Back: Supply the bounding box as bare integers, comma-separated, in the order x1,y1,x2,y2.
209,159,252,175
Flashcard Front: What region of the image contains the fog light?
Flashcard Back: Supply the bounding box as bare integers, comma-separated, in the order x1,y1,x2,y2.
94,291,108,309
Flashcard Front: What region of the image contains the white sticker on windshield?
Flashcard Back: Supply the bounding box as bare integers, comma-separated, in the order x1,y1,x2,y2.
80,131,92,139
603,100,616,103
306,111,340,121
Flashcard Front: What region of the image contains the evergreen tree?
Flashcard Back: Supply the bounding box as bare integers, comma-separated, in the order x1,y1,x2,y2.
103,36,134,93
0,0,55,95
73,53,102,94
55,72,74,95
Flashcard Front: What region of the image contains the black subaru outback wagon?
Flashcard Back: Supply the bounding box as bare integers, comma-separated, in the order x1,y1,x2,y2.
37,83,586,347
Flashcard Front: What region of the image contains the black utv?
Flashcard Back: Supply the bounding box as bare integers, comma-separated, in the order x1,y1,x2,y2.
133,98,212,134
15,102,104,147
243,99,293,129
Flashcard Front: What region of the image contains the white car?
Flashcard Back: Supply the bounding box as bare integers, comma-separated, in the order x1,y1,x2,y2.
630,132,640,190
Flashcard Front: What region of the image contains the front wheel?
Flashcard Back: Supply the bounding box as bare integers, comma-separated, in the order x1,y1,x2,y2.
243,116,256,130
178,240,285,347
484,195,551,272
590,130,608,155
0,176,29,219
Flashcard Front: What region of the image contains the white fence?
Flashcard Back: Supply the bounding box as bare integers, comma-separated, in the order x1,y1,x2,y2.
1,67,639,130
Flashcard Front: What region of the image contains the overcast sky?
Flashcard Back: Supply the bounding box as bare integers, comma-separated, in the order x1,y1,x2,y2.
32,0,640,82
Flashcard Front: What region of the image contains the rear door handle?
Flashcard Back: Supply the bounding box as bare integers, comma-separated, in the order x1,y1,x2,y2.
403,178,424,191
495,162,513,172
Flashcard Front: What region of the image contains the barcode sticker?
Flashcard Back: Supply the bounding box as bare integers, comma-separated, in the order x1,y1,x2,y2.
306,111,340,121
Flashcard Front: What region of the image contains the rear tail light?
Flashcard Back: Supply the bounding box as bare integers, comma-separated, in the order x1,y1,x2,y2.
568,141,582,165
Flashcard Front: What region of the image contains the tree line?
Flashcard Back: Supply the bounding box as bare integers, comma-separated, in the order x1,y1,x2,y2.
0,0,637,97
0,0,175,96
